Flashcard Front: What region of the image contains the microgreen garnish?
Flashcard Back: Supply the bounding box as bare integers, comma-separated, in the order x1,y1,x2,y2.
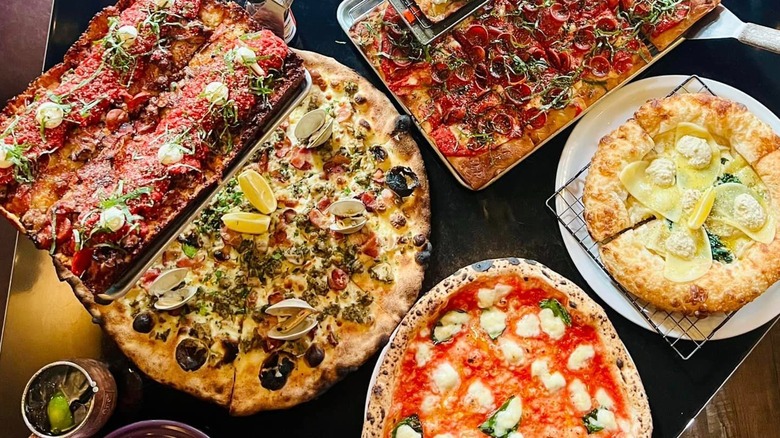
101,17,138,79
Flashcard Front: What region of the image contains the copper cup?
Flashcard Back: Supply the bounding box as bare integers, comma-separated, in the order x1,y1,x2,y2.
21,359,117,438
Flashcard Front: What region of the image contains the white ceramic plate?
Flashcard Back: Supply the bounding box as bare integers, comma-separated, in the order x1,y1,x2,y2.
555,75,780,340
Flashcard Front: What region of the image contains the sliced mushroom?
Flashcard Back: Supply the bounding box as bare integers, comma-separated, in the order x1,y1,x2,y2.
386,166,420,198
259,352,296,390
175,338,208,371
294,109,333,148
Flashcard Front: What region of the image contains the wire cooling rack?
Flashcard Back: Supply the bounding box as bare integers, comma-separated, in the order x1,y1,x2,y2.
546,75,736,360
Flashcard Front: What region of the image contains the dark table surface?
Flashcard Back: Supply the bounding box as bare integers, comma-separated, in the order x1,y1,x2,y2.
2,0,779,437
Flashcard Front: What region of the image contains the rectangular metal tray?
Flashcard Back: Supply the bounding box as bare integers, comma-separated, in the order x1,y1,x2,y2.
100,71,312,300
387,0,489,45
336,0,684,191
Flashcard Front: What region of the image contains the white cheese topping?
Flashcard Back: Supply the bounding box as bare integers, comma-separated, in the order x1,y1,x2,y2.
682,189,702,211
415,343,433,367
0,143,13,169
531,359,549,378
569,379,592,412
664,229,697,260
594,408,618,431
465,380,495,412
507,433,524,438
515,314,541,338
646,157,676,187
595,388,615,410
433,311,469,342
538,308,566,340
99,206,126,232
421,395,438,414
433,435,454,438
567,344,595,371
733,193,766,230
203,81,229,105
493,397,523,437
531,359,566,392
35,102,65,129
395,424,421,438
498,338,525,366
116,25,139,48
676,135,712,169
157,142,184,165
234,46,266,76
432,362,460,394
477,283,512,308
480,308,507,339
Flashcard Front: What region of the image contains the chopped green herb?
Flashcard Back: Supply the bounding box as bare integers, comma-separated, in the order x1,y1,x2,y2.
539,298,572,326
479,396,522,437
706,229,734,263
391,415,423,438
715,173,741,186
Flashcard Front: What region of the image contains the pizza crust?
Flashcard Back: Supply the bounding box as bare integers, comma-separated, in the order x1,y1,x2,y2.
415,0,470,23
647,0,719,51
363,258,652,438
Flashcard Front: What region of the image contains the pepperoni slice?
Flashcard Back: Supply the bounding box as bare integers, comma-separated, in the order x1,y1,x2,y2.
549,3,570,22
574,28,595,52
596,15,619,32
525,108,548,130
588,55,611,78
493,32,514,54
443,107,466,124
613,52,634,75
431,62,451,84
467,46,486,64
489,56,508,80
454,63,476,83
465,24,489,47
389,47,413,68
490,113,515,135
504,84,532,105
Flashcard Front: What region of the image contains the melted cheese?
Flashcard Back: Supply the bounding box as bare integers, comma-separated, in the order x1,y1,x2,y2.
498,338,525,366
465,380,495,412
531,359,566,392
567,344,595,370
415,343,433,367
538,308,566,340
480,308,507,339
620,161,682,222
594,408,618,431
395,424,421,438
710,183,775,243
595,388,615,410
569,379,592,412
673,123,721,190
493,397,523,436
664,224,712,282
515,314,541,337
477,283,512,308
432,362,460,393
433,311,470,342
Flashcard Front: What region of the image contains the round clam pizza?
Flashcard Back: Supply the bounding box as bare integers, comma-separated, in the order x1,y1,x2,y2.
76,50,431,414
584,93,780,315
364,259,651,438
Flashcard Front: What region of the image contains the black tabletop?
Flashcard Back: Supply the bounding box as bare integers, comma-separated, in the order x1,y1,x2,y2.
41,1,780,437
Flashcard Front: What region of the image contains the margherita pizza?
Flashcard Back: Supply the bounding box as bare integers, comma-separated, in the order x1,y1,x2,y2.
364,259,651,438
0,0,305,297
584,93,780,315
350,0,718,189
80,50,432,414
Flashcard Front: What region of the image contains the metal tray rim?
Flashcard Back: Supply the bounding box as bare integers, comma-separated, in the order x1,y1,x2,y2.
337,0,685,191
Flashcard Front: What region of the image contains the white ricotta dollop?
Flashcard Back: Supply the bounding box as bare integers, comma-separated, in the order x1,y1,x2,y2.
477,283,512,308
498,338,525,366
432,362,460,394
415,343,433,367
395,424,421,438
480,308,507,339
202,81,229,105
99,206,126,232
538,308,566,340
116,25,139,48
35,102,65,129
569,379,592,412
646,157,676,187
515,314,541,338
465,380,495,412
0,143,14,169
675,135,712,169
681,189,702,211
664,229,697,259
492,397,523,437
157,142,184,165
733,193,766,230
567,344,595,371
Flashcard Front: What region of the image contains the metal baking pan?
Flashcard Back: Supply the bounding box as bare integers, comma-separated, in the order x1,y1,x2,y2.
387,0,489,45
99,71,312,301
336,0,684,191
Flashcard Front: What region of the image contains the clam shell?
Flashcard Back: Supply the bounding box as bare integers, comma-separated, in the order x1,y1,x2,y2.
154,286,198,311
149,268,189,297
294,109,333,148
330,216,367,235
268,316,318,341
265,298,316,316
327,198,366,218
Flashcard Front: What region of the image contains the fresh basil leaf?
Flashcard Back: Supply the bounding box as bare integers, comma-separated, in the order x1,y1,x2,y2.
479,396,521,437
392,414,423,437
583,408,605,434
539,298,571,326
181,243,198,259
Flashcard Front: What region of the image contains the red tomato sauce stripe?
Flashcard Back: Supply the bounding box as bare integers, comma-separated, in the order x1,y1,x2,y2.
388,274,629,436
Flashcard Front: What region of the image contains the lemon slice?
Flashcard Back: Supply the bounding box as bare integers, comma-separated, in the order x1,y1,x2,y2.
688,187,716,229
221,212,270,234
238,170,277,214
47,390,75,434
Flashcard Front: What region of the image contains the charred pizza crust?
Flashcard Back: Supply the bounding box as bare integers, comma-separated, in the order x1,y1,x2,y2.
584,93,780,314
363,258,651,438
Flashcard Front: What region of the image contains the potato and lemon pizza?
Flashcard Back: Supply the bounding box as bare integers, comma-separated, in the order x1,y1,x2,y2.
75,51,431,414
584,93,780,315
364,259,651,438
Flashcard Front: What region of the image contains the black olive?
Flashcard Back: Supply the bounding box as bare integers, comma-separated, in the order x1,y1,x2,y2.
392,115,412,135
259,352,295,390
221,339,238,364
385,166,420,198
415,242,433,266
132,313,154,333
213,249,229,261
369,145,388,162
175,338,208,372
304,344,325,367
177,231,201,248
412,234,427,247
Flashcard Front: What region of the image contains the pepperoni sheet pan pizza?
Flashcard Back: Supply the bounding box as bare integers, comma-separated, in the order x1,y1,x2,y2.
0,0,305,297
364,259,651,437
350,0,718,189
